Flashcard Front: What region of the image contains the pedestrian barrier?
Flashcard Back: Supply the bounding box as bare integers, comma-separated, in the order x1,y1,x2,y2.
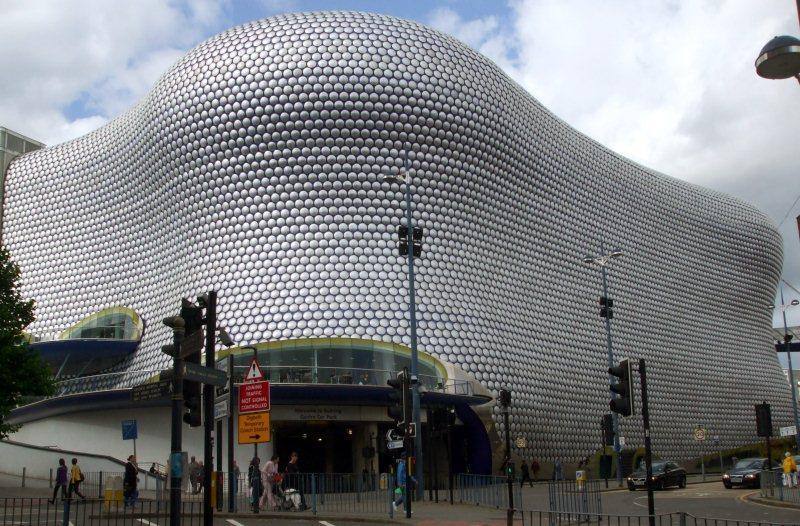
453,473,522,509
547,479,602,515
517,509,800,526
760,468,800,505
0,497,202,526
214,471,396,518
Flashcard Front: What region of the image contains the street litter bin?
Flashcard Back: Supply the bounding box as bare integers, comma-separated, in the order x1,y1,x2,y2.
104,475,124,505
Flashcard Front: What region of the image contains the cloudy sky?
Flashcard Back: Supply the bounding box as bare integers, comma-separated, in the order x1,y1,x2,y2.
2,0,800,327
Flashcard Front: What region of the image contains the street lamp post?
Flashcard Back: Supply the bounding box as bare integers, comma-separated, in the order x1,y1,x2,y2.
778,285,800,449
583,239,624,487
754,2,800,83
383,150,424,499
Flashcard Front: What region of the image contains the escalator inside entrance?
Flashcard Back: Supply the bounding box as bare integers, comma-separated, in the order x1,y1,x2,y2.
274,421,357,473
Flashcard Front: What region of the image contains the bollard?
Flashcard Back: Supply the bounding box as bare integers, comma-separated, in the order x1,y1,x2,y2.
22,467,26,488
62,498,71,526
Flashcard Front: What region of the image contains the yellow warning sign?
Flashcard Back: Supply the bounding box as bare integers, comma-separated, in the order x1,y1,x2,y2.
238,412,270,444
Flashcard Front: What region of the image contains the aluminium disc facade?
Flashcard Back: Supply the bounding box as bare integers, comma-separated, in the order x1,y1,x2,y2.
1,11,792,461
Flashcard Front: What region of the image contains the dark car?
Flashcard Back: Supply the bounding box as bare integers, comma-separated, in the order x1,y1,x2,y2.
627,461,686,491
722,458,779,489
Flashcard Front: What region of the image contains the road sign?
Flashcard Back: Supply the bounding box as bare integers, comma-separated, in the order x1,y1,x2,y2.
780,425,798,437
406,422,417,438
694,427,707,442
618,436,626,447
180,329,204,358
244,358,264,382
214,399,228,420
515,436,527,449
238,412,270,444
238,380,270,414
121,419,138,440
387,439,404,450
131,379,171,402
183,362,227,387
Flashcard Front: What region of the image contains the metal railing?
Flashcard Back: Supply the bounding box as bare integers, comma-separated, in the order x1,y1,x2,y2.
231,364,472,395
0,497,202,526
212,471,397,517
517,510,800,526
760,468,800,505
548,479,602,515
453,473,522,509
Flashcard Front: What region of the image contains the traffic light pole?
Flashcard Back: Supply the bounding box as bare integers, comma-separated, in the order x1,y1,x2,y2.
502,399,514,526
599,239,622,488
639,359,655,526
780,286,800,450
227,354,235,512
202,291,216,526
402,162,424,500
166,317,186,526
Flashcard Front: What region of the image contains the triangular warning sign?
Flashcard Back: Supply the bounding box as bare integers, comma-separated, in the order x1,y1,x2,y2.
245,359,264,383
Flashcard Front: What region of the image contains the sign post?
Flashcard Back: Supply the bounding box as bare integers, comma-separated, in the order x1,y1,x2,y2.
694,425,707,481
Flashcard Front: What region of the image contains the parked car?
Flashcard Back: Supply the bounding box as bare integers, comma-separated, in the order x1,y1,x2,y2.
722,458,779,489
627,460,686,491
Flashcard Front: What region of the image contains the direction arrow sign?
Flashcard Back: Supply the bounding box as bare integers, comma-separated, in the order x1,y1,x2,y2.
180,329,204,358
238,380,270,414
183,362,228,387
238,412,270,444
131,379,172,402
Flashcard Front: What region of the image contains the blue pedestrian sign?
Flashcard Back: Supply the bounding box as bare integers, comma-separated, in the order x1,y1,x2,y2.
121,419,138,440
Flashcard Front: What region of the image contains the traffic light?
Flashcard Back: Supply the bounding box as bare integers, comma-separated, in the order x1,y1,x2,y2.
601,413,614,446
755,402,772,437
609,359,634,416
181,298,204,427
387,369,411,436
599,296,614,319
398,226,424,258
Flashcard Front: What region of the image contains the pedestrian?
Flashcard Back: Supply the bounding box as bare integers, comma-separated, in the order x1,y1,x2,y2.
248,457,262,513
197,461,205,493
234,460,241,493
553,459,563,481
782,452,797,488
392,458,416,512
189,456,200,494
123,455,139,507
285,451,306,509
531,458,540,481
260,455,279,510
50,458,68,504
67,458,86,500
519,460,533,487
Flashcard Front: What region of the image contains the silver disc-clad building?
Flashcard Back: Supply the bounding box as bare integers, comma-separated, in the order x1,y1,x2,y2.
1,11,793,463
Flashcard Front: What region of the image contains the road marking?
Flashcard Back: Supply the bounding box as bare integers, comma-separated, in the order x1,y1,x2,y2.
138,520,159,526
632,496,648,508
320,521,336,526
226,520,246,526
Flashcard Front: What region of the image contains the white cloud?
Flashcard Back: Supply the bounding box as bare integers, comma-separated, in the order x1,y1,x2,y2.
433,1,800,323
0,0,228,145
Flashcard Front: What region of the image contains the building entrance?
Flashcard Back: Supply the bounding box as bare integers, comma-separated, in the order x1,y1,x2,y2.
273,421,358,473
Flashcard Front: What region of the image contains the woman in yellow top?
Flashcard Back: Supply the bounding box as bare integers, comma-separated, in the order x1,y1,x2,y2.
782,452,797,488
67,458,86,500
